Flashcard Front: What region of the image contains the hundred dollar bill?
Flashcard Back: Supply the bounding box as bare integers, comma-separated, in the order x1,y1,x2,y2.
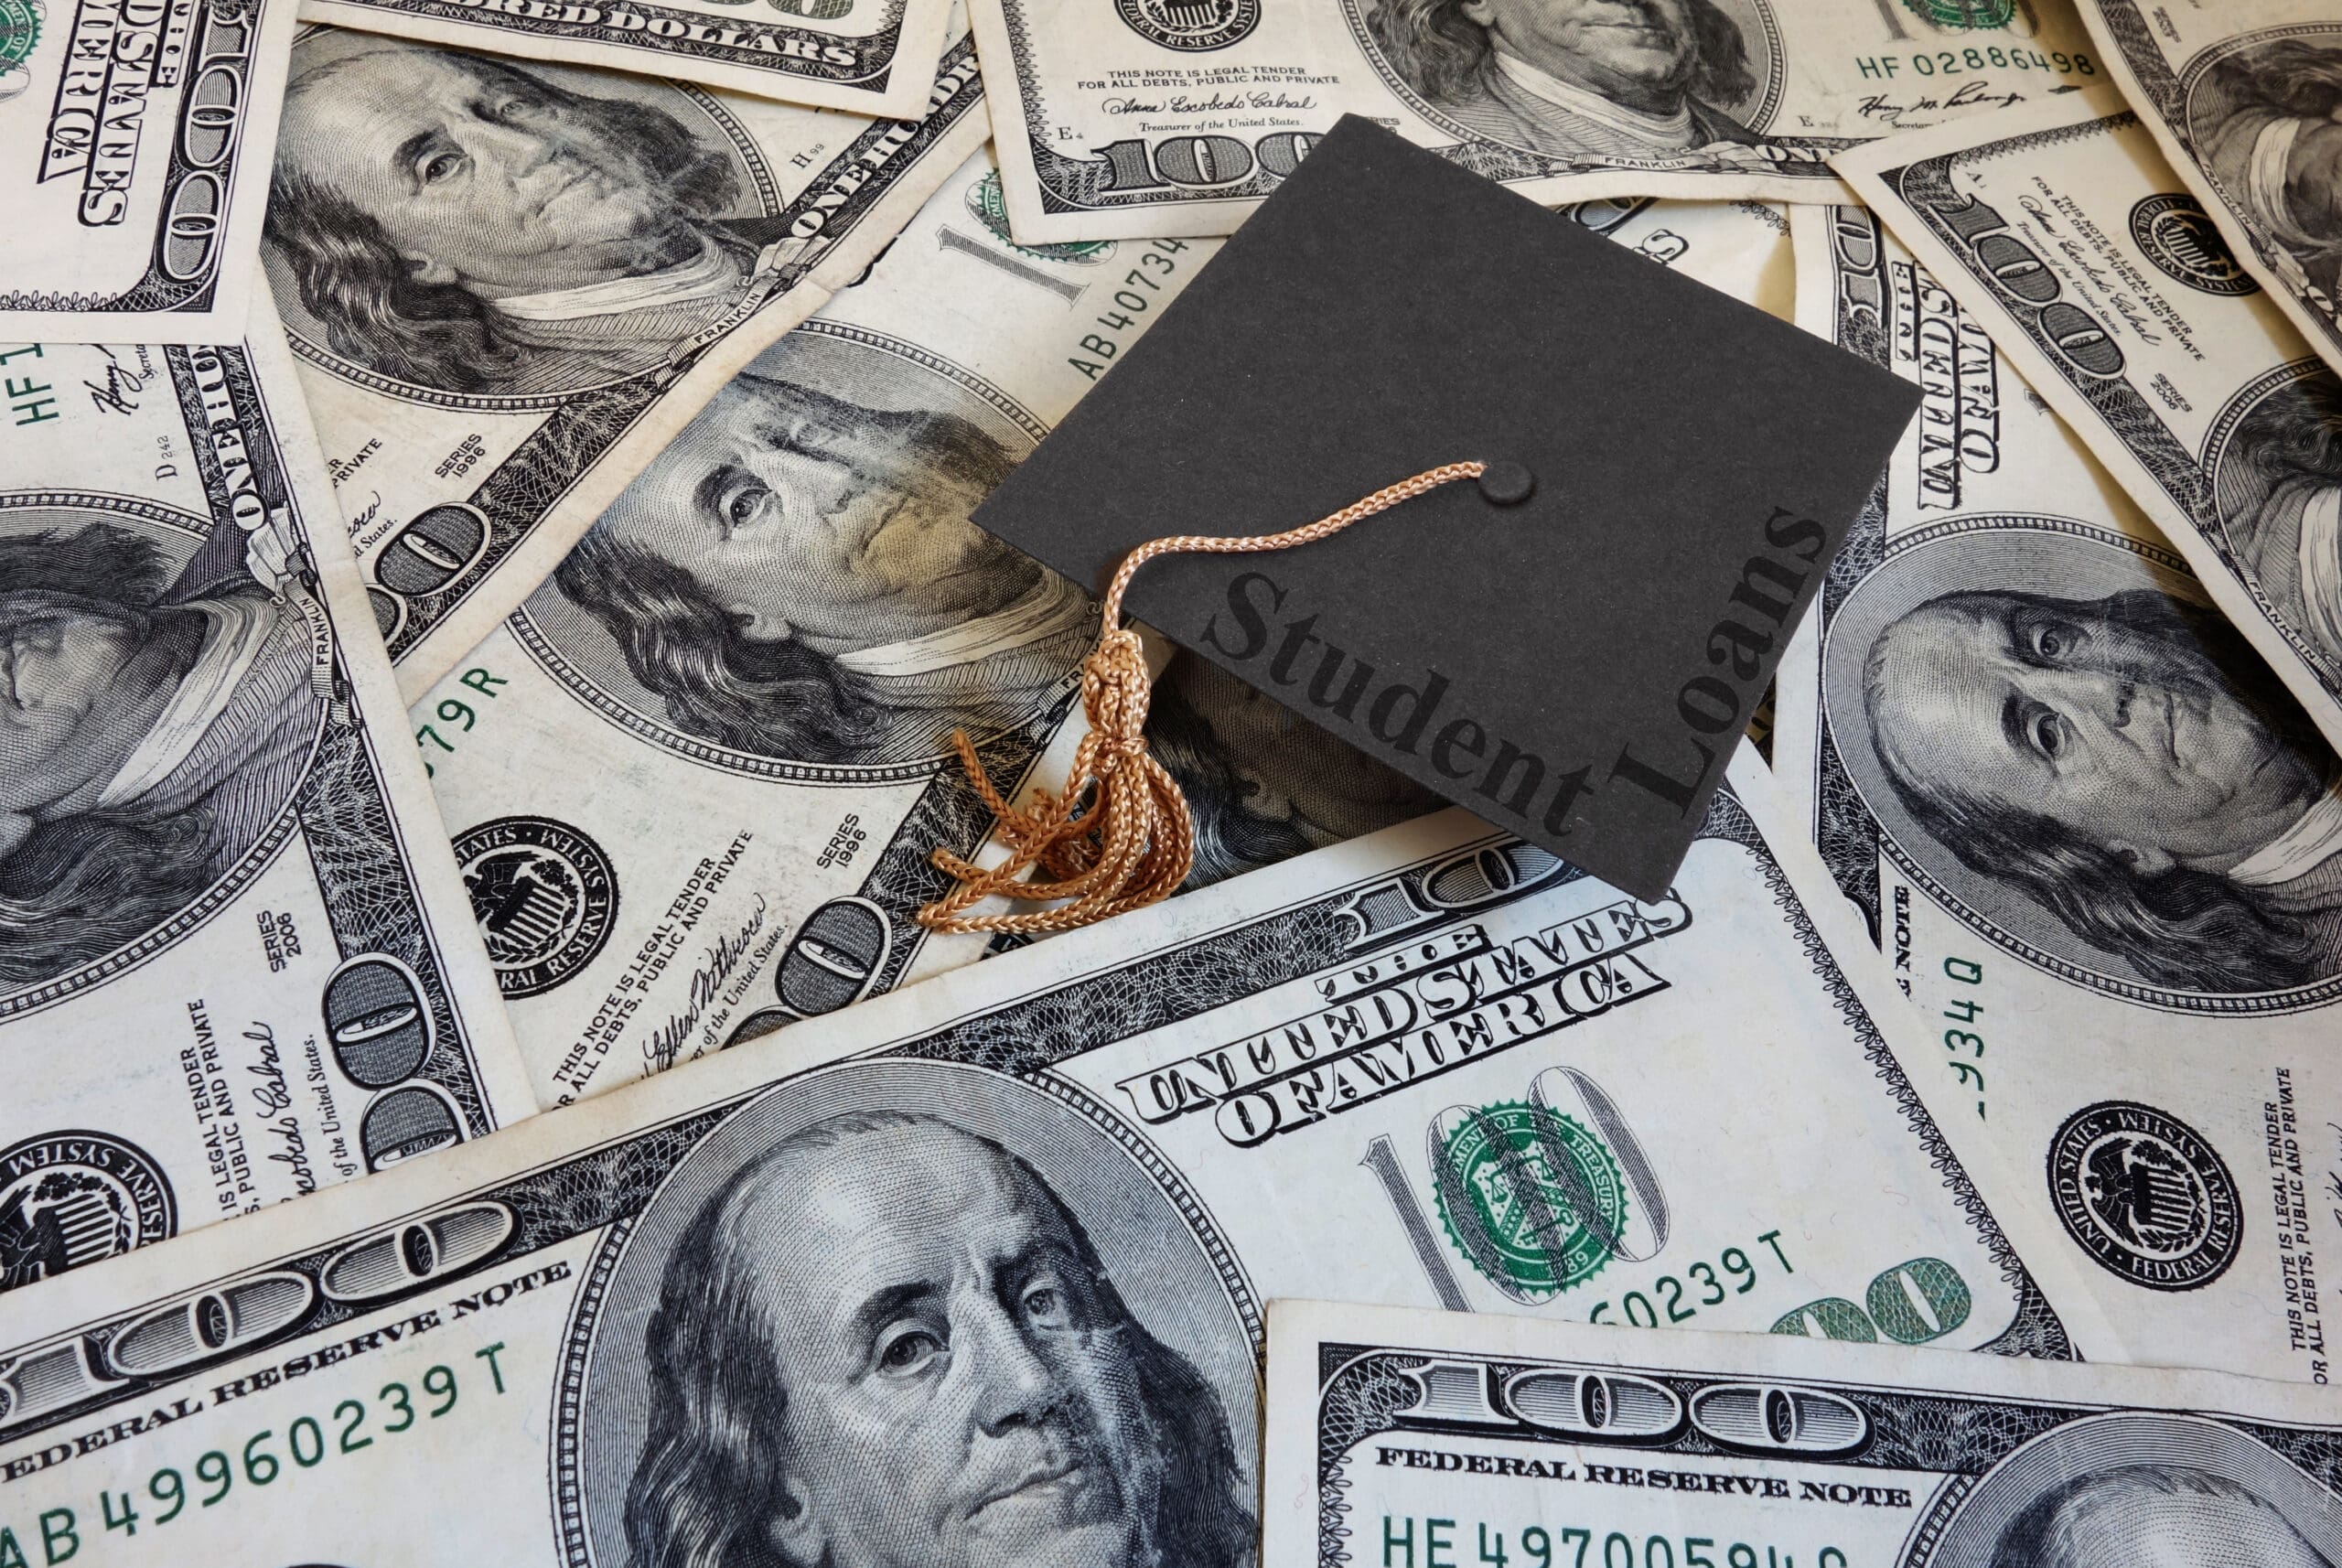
1836,91,2342,758
0,0,294,344
407,151,1224,1107
2078,0,2342,386
297,0,951,113
1153,196,1792,897
1265,1297,2342,1568
969,0,2100,245
1776,203,2342,1385
263,25,988,700
0,307,537,1301
0,752,2120,1563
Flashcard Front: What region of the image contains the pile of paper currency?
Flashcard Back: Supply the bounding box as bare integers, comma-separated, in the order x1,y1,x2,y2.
0,0,2337,1560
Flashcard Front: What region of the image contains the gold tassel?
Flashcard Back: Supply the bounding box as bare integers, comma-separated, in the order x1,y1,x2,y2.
916,461,1488,936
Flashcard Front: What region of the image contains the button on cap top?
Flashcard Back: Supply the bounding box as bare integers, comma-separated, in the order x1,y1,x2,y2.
1478,460,1535,506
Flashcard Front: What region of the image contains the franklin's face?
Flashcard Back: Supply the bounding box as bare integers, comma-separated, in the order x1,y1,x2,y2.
1867,591,2326,874
596,372,1037,654
2282,113,2342,242
0,590,154,817
732,1125,1159,1568
1456,0,1697,101
280,47,690,299
2050,1489,2331,1568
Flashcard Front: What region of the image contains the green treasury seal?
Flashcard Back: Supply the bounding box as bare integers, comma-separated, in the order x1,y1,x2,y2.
0,0,41,86
1900,0,2013,27
967,172,1114,264
1434,1101,1626,1302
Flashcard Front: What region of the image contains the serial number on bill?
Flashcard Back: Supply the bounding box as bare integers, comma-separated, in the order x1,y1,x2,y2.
0,1343,511,1565
1848,45,2097,81
1376,1518,1849,1568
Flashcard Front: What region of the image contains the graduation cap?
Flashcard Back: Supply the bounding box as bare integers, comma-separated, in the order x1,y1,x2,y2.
923,115,1916,923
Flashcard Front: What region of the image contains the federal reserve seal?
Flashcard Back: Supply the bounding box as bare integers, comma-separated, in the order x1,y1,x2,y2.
2047,1101,2241,1292
1113,0,1259,52
2129,194,2259,296
0,1132,174,1293
454,816,619,1000
1434,1101,1625,1302
967,171,1113,263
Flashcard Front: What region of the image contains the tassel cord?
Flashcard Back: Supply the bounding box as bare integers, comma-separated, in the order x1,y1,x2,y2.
915,461,1488,936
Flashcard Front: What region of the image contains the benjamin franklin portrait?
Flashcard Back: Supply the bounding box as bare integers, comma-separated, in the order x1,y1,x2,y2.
2213,371,2342,673
1925,1412,2342,1568
1148,653,1440,889
2192,35,2342,322
1991,1466,2335,1568
265,33,786,397
0,513,324,990
622,1107,1256,1568
535,334,1092,768
1365,0,1780,164
1859,580,2341,993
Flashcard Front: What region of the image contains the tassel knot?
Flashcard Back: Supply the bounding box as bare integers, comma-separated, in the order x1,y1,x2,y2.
917,460,1487,936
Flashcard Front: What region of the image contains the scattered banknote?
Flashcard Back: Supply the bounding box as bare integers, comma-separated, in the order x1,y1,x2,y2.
1264,1297,2342,1568
298,0,953,113
1777,204,2342,1385
1836,91,2342,759
2079,0,2342,384
970,0,2098,244
1153,196,1791,897
0,750,2122,1563
406,150,1223,1107
0,306,537,1302
265,25,989,699
0,0,295,344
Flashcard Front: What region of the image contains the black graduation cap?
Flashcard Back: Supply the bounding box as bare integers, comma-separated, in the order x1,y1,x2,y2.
971,116,1917,900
